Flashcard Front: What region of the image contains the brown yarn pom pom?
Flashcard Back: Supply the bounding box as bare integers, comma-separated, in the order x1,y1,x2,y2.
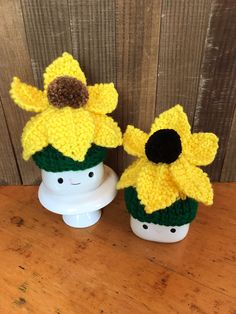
47,76,89,108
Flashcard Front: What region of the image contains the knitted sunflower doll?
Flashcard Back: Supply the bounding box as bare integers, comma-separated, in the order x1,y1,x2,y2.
117,105,218,243
10,52,122,228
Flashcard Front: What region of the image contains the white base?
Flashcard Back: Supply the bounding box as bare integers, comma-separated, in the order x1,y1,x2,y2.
63,210,102,228
38,165,118,228
130,216,190,243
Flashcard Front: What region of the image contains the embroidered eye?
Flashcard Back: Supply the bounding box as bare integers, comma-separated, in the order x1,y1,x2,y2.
170,228,176,233
88,172,94,178
58,178,63,184
143,224,148,230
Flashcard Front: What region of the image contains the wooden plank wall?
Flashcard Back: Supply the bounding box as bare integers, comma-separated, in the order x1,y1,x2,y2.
0,0,235,184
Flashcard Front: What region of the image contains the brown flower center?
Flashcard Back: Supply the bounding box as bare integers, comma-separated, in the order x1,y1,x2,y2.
47,76,89,108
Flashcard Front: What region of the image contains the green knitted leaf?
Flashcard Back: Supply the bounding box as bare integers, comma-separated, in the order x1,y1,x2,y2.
124,187,198,226
32,144,107,172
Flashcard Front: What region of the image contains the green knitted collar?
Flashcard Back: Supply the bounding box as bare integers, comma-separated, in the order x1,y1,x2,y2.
32,144,107,172
124,187,198,226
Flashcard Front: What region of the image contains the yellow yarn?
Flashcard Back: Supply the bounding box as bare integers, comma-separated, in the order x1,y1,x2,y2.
170,157,213,205
137,163,180,214
122,125,148,157
10,77,49,113
22,107,57,160
91,113,122,148
47,107,95,161
10,52,122,162
118,158,147,188
117,105,219,213
44,52,87,89
85,83,118,114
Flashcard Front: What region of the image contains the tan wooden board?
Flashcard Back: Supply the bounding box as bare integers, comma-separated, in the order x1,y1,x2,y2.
21,0,72,88
221,108,236,181
69,0,118,172
0,0,235,183
156,0,212,123
193,0,236,181
0,98,20,184
0,0,40,184
0,183,235,313
115,0,162,173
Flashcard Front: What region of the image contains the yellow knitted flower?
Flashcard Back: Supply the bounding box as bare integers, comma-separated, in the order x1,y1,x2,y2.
10,52,122,161
117,105,218,213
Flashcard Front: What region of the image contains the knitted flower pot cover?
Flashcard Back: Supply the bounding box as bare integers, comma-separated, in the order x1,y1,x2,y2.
10,52,122,228
124,187,198,243
117,105,218,242
33,144,107,172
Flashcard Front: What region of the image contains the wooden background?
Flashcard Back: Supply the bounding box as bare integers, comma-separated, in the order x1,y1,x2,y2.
0,0,235,185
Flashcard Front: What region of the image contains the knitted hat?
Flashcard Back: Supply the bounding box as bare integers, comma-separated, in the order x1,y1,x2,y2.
118,105,218,223
10,52,122,168
125,187,198,226
33,144,107,172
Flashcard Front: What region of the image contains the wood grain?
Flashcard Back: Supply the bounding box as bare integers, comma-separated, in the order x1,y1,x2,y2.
0,0,40,184
0,98,20,184
21,0,72,88
115,0,162,172
156,0,212,123
193,0,236,181
0,183,235,313
0,0,235,183
68,0,118,172
221,108,236,181
69,0,116,85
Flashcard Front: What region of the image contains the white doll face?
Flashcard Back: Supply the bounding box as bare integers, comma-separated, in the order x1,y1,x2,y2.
41,163,104,195
130,216,190,243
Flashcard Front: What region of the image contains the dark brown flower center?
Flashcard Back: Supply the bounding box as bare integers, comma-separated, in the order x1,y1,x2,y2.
145,129,182,164
47,76,89,108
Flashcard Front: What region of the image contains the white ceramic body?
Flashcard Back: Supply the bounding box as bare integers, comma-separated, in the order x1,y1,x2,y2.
41,163,104,195
38,163,118,228
130,216,190,243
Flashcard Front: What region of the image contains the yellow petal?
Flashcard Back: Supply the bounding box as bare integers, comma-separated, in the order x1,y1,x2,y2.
184,132,219,166
123,125,148,157
22,108,56,159
84,83,118,114
91,113,122,148
44,52,86,90
117,158,147,189
170,157,213,205
48,108,94,161
136,162,179,213
10,77,49,113
150,105,191,140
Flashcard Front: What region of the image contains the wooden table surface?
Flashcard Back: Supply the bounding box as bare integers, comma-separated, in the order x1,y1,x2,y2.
0,183,235,314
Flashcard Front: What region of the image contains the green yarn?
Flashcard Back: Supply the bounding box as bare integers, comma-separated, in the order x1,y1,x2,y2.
32,144,107,172
124,186,198,226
